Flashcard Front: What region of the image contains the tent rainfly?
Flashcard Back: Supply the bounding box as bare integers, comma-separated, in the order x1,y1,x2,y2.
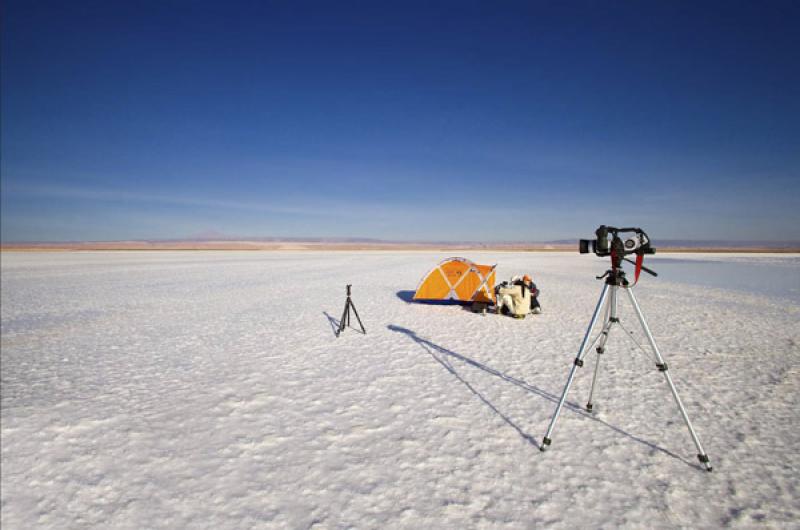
413,257,496,304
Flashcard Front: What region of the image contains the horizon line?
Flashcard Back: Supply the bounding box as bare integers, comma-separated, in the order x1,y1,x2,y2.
3,236,800,251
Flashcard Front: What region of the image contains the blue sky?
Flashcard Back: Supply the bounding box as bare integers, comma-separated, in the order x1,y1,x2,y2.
2,1,799,242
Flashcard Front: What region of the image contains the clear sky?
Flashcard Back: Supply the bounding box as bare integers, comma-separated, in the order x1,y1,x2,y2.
2,1,798,242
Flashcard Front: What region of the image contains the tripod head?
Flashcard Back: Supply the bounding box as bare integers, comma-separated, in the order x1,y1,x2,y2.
581,226,657,283
346,284,352,296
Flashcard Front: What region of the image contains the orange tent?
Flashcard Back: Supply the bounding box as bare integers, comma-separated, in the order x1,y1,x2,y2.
413,257,496,304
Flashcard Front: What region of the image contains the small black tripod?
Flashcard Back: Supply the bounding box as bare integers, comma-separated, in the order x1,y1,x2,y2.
337,284,366,337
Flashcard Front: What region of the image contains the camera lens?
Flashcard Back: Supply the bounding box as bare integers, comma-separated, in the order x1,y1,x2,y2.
595,226,609,254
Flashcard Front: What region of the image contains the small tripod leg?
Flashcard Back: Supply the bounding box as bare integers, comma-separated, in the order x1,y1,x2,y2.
541,282,611,450
348,299,366,334
337,299,349,337
624,287,713,471
587,286,617,412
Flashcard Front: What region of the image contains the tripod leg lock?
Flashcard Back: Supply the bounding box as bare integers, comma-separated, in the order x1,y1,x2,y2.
656,362,668,372
574,358,584,367
596,347,604,354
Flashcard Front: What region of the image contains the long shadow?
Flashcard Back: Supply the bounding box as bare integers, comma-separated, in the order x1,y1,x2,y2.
388,325,538,448
388,324,700,469
323,311,340,336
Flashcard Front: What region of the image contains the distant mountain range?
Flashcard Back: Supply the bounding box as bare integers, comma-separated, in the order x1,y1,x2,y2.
3,236,799,252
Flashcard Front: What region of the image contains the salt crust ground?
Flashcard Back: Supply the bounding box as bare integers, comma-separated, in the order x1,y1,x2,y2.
2,251,799,528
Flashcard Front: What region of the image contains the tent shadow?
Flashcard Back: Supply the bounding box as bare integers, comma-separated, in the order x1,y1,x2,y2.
387,324,700,469
396,290,465,305
396,290,416,303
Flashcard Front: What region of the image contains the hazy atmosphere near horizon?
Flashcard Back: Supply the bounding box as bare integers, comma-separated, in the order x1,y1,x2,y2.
1,1,799,243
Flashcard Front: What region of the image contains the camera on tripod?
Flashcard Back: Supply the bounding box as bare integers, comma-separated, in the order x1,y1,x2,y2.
579,225,655,257
543,224,712,471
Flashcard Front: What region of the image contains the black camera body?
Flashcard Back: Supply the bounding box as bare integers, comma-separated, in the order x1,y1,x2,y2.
580,225,655,258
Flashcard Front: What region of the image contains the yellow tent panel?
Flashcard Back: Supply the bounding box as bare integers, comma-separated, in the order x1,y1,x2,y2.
413,257,496,303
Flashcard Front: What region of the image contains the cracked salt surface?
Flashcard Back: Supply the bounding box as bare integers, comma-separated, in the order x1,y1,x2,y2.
2,251,799,528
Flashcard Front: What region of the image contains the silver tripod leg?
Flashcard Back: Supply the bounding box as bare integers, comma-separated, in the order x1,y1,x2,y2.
586,285,617,412
541,282,610,450
624,287,713,471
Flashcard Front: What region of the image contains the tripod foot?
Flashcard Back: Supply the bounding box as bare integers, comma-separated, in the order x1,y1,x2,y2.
698,454,713,472
585,403,593,412
540,437,552,451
